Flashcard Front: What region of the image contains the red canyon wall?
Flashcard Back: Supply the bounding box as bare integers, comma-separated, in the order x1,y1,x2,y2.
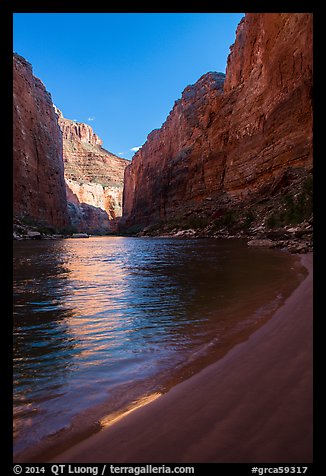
56,108,129,233
13,54,69,229
122,13,313,229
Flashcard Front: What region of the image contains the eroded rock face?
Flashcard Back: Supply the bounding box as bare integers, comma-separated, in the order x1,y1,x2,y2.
122,13,313,230
13,53,69,229
55,108,129,233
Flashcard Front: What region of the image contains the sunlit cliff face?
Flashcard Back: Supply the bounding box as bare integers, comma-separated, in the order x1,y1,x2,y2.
55,107,129,233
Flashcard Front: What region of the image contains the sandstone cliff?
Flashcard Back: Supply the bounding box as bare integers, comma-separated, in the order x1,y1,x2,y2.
55,108,129,234
122,14,313,234
13,53,69,230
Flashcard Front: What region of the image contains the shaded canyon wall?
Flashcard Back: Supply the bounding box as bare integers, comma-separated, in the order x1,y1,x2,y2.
13,53,69,229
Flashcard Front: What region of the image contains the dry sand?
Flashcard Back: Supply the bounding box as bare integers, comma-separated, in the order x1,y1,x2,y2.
51,253,313,463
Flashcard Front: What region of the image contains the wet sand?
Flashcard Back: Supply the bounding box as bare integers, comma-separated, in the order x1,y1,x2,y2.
51,253,313,463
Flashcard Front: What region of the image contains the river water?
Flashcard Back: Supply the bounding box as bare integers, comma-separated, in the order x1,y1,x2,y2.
13,237,305,459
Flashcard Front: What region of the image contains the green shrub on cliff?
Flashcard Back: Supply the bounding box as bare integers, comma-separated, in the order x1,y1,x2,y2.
266,175,313,228
242,211,255,230
212,210,237,230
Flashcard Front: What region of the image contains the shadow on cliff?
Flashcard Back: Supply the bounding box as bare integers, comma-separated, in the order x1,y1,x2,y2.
65,184,119,235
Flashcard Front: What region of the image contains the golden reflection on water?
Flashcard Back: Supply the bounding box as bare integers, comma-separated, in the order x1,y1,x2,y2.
62,238,129,318
55,239,132,362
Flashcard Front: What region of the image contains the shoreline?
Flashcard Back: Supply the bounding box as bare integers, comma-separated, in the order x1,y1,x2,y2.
13,216,313,255
48,252,313,463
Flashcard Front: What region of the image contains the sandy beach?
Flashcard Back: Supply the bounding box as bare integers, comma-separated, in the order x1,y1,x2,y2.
50,253,313,463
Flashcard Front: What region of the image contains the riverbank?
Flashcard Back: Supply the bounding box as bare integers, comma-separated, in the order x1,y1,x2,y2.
49,253,312,463
145,221,313,254
13,217,313,254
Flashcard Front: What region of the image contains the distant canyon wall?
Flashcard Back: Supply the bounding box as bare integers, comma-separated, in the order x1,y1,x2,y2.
56,108,129,233
13,53,69,229
122,13,313,229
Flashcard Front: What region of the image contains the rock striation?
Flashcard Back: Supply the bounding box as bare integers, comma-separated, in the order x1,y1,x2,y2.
13,53,69,230
55,108,129,234
122,14,313,233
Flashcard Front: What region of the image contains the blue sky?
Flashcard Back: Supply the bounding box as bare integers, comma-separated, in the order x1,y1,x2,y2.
13,13,244,160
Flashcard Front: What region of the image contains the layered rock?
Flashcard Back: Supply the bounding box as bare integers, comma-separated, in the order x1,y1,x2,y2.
13,53,69,229
122,13,313,231
55,108,129,233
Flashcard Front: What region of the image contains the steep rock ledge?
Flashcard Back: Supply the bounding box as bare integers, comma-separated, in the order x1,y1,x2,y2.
13,53,69,230
121,13,313,240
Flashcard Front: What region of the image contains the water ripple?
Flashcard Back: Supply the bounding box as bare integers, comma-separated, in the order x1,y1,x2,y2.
13,236,303,456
